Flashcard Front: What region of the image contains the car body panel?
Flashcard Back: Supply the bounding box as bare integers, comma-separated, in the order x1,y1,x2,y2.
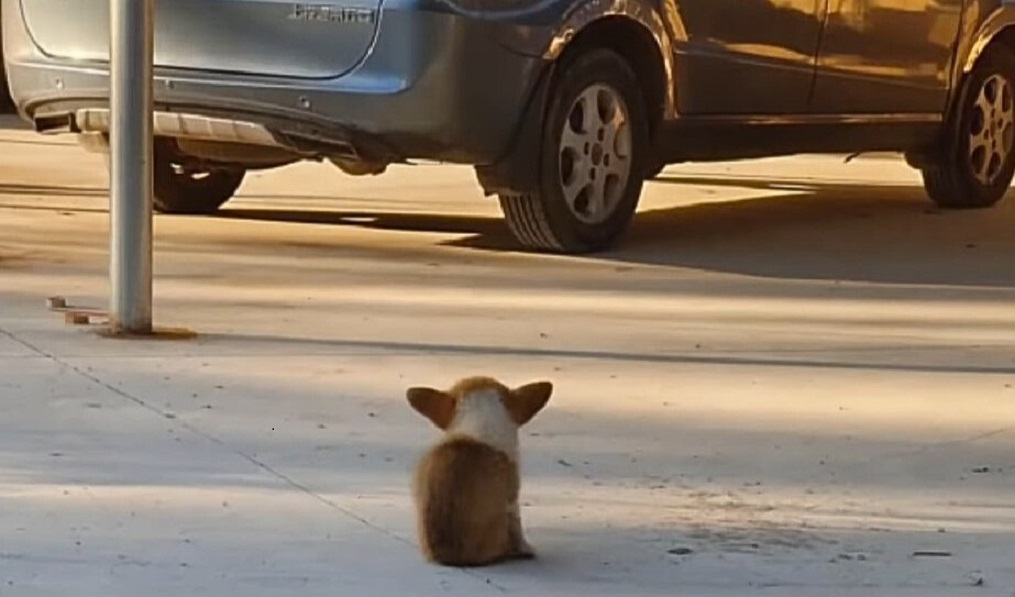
517,0,827,117
2,0,546,164
668,0,826,115
810,0,964,114
18,0,380,79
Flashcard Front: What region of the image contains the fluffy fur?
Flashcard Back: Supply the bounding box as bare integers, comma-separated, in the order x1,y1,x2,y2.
407,376,553,567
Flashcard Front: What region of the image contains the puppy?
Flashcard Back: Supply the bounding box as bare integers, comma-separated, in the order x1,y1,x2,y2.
407,376,553,567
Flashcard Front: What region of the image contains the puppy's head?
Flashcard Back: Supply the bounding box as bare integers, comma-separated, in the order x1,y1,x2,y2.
406,376,553,433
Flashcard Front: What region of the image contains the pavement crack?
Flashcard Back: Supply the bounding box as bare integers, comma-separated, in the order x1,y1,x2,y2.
0,325,54,360
862,425,1014,464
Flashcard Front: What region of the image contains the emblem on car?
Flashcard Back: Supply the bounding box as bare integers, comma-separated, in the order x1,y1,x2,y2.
288,4,377,24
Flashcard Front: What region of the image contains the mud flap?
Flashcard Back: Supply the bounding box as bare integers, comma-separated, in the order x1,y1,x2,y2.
474,61,556,197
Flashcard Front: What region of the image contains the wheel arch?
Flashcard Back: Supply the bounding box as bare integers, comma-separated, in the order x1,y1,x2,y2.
475,3,674,197
544,2,676,125
960,6,1015,77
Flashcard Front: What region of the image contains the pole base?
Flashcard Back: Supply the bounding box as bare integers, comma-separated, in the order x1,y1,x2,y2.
48,296,196,340
99,326,198,341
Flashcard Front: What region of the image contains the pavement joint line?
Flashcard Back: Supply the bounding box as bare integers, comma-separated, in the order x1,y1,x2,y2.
0,324,510,592
851,425,1015,469
770,422,1015,487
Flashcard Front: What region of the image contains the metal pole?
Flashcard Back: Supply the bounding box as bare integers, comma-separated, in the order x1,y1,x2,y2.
108,0,155,334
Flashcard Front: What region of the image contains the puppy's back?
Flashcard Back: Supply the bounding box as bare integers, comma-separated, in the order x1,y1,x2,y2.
414,436,517,566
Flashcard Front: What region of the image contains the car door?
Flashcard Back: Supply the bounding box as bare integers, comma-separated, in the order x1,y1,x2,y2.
809,0,965,114
673,0,826,115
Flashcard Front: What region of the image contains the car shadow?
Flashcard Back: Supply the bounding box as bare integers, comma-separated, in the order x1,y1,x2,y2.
0,183,108,199
0,114,28,128
585,174,1015,288
220,206,519,247
223,174,1015,288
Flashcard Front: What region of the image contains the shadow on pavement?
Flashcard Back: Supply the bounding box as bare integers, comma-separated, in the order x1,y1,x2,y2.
192,333,1015,377
220,207,510,244
0,114,29,130
221,175,1015,288
0,183,107,199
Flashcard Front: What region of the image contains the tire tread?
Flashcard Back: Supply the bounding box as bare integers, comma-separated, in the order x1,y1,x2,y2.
498,194,566,251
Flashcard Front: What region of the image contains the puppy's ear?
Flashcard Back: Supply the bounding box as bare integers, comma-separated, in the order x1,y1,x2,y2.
407,387,456,429
506,381,553,426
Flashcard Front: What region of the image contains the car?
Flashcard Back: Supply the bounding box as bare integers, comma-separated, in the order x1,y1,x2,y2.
3,0,1015,254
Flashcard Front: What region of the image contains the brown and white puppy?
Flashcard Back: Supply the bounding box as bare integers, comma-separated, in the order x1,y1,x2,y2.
407,376,553,567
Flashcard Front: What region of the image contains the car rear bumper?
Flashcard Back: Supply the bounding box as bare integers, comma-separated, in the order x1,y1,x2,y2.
1,1,548,165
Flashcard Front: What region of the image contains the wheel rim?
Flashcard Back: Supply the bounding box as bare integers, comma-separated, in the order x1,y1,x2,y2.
968,73,1015,186
558,84,633,225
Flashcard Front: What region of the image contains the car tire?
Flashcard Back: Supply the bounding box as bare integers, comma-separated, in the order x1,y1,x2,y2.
498,48,650,253
921,44,1015,209
152,152,246,215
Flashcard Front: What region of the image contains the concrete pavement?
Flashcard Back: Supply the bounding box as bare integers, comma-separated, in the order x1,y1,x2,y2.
1,118,1013,596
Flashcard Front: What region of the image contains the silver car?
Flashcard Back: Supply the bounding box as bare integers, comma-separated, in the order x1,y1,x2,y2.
5,0,1015,253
